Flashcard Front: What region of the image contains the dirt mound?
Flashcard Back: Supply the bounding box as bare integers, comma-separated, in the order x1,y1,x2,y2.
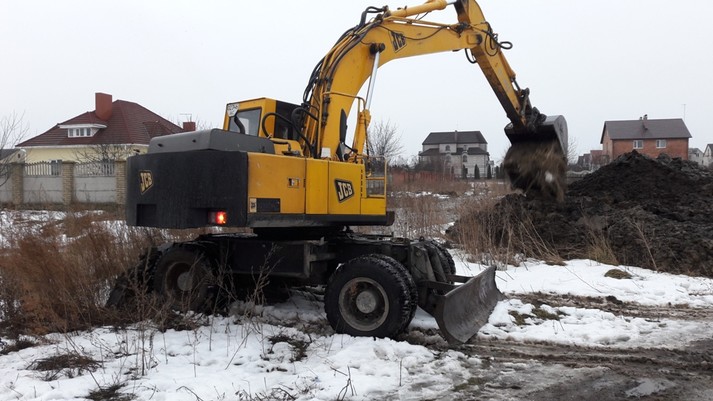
456,151,713,276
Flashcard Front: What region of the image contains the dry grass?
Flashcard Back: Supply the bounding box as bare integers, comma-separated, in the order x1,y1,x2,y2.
0,208,212,337
449,184,566,266
451,189,627,268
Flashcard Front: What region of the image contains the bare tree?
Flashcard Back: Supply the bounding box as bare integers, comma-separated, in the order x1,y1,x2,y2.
74,143,137,163
1,112,29,186
416,154,454,177
366,119,404,161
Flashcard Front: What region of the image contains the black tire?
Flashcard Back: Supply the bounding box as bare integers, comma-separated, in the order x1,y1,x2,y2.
367,254,418,332
325,255,413,339
433,242,456,277
153,247,217,313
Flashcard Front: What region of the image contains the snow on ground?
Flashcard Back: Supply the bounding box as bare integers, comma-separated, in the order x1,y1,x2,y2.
1,254,712,400
0,210,67,247
2,210,713,400
453,254,713,348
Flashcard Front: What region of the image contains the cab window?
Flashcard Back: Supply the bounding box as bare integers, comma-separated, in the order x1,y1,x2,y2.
230,108,261,136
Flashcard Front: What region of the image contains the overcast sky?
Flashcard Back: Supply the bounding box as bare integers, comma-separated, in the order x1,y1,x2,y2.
2,0,712,162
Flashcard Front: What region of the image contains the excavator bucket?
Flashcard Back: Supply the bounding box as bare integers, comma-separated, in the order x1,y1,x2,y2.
432,266,503,344
503,115,568,201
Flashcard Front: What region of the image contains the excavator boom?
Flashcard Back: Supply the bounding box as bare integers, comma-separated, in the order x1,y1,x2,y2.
298,0,567,199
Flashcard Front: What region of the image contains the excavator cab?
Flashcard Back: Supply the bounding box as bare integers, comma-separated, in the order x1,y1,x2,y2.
223,98,304,156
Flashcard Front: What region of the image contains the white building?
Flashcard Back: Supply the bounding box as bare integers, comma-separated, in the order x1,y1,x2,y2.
703,144,713,168
419,130,490,178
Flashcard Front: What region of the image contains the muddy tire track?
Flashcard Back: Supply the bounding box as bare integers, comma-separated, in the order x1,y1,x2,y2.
514,291,713,321
404,291,713,400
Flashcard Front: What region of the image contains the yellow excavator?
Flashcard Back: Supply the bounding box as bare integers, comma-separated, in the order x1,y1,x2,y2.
110,0,567,344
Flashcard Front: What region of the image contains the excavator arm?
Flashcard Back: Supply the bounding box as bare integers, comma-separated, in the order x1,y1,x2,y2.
298,0,567,199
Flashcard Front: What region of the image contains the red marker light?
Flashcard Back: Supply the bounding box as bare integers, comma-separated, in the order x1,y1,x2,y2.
210,211,228,225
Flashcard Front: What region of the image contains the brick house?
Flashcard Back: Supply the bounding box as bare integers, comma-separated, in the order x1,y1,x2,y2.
600,116,691,162
419,130,490,178
17,92,193,163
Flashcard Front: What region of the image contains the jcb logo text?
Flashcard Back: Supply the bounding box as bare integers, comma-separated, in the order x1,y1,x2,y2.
335,179,354,202
139,171,153,194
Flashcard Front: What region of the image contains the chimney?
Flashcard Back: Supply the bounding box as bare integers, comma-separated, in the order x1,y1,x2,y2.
182,121,196,132
95,92,113,120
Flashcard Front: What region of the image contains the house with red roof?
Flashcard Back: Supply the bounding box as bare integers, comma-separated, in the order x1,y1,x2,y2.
17,92,193,163
600,115,691,162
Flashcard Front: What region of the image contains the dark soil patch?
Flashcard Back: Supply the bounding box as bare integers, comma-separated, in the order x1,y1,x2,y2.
452,151,713,276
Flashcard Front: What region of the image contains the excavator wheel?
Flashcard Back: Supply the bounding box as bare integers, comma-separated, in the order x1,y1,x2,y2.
325,255,414,339
503,139,567,202
365,254,418,332
153,247,218,313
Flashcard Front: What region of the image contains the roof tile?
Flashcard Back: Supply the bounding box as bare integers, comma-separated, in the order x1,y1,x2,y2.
422,131,487,145
18,99,184,147
601,118,691,143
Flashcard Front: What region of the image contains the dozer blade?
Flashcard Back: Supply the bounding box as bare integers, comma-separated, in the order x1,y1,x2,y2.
504,115,568,202
433,265,503,344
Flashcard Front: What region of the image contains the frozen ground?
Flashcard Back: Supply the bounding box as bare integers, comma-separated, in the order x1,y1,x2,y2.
1,250,712,401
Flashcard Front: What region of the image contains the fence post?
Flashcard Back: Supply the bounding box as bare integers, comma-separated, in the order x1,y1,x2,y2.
62,161,75,206
115,160,126,205
11,162,24,206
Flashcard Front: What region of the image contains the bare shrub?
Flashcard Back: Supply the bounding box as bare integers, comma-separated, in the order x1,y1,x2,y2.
0,210,181,336
582,216,618,266
389,192,452,238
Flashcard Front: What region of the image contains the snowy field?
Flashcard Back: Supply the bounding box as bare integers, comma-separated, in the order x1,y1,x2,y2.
1,249,712,400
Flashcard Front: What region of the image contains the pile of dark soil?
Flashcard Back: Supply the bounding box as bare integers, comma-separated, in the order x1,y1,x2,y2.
454,151,713,276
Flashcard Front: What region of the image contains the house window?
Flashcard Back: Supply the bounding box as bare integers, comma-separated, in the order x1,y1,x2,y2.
462,154,468,163
50,159,61,176
68,127,93,138
656,139,667,148
633,140,643,149
445,145,451,152
60,123,105,138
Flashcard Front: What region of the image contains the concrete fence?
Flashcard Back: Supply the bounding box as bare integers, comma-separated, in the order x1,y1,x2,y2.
0,160,126,206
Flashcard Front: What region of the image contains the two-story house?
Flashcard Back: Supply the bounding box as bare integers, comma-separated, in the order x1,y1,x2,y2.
419,130,489,179
600,115,691,162
17,92,192,163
